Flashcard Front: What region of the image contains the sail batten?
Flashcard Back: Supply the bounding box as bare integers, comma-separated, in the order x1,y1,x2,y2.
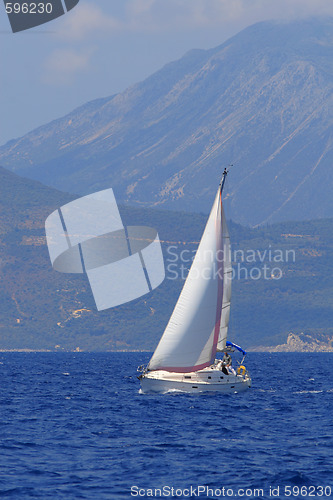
148,181,232,373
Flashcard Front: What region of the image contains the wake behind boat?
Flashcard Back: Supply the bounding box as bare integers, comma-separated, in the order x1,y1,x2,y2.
138,169,251,393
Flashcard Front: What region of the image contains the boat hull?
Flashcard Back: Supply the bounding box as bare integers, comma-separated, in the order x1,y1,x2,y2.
140,367,251,394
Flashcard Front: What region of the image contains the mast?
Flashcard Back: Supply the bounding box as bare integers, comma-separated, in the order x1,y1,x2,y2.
220,167,228,194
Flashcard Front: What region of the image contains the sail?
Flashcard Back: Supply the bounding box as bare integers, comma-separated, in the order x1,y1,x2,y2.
148,183,231,373
217,204,232,351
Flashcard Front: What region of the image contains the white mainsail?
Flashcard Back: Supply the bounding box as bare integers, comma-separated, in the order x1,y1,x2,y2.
148,182,232,373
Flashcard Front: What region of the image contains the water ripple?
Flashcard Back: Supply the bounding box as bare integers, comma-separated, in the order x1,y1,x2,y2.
0,352,331,499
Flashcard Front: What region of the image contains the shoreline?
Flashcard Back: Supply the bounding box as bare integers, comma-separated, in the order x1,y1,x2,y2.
0,349,152,353
0,349,332,353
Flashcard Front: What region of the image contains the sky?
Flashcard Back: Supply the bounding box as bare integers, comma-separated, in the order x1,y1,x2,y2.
1,0,333,145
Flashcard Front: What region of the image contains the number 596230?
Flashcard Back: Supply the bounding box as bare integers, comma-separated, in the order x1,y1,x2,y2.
5,3,53,14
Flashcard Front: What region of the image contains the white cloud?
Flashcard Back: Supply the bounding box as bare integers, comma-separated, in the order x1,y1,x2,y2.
54,0,333,40
57,2,121,41
127,0,333,30
42,0,333,85
123,0,246,30
43,47,94,85
246,0,333,20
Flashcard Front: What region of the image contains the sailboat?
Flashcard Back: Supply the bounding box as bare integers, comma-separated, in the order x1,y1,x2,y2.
138,169,251,393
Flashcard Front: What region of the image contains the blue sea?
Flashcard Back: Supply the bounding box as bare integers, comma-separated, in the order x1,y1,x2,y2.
0,352,332,499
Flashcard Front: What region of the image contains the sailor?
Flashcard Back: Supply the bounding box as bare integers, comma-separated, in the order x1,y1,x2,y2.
222,352,236,375
222,352,232,366
218,356,229,375
227,363,236,375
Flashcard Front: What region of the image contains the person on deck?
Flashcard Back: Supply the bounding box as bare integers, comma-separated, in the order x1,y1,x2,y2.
222,352,236,375
227,363,236,375
222,352,232,366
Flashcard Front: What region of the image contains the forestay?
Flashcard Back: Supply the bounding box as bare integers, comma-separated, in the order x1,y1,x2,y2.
148,183,232,373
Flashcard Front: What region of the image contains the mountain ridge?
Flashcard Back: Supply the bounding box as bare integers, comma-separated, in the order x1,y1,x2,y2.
0,19,333,226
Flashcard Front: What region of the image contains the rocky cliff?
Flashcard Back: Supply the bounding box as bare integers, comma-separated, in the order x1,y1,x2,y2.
254,332,333,352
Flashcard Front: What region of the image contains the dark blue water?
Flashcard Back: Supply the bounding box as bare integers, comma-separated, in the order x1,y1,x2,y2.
0,353,332,499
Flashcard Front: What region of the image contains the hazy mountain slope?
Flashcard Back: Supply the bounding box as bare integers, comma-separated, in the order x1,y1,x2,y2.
0,166,74,232
0,167,332,350
0,19,332,226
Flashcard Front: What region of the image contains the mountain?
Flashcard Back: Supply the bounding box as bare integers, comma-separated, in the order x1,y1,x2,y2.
0,166,74,232
0,167,332,351
1,19,333,226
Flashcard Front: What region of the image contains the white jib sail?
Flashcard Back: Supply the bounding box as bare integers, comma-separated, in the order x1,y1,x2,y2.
148,184,231,373
217,203,232,351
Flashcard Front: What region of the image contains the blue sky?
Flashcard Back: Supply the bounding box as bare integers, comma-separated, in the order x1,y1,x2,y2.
1,0,333,145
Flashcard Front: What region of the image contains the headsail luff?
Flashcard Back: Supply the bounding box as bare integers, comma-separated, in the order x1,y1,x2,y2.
148,177,231,373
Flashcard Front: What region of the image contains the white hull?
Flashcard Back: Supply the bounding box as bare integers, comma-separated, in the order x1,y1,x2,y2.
140,366,251,394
